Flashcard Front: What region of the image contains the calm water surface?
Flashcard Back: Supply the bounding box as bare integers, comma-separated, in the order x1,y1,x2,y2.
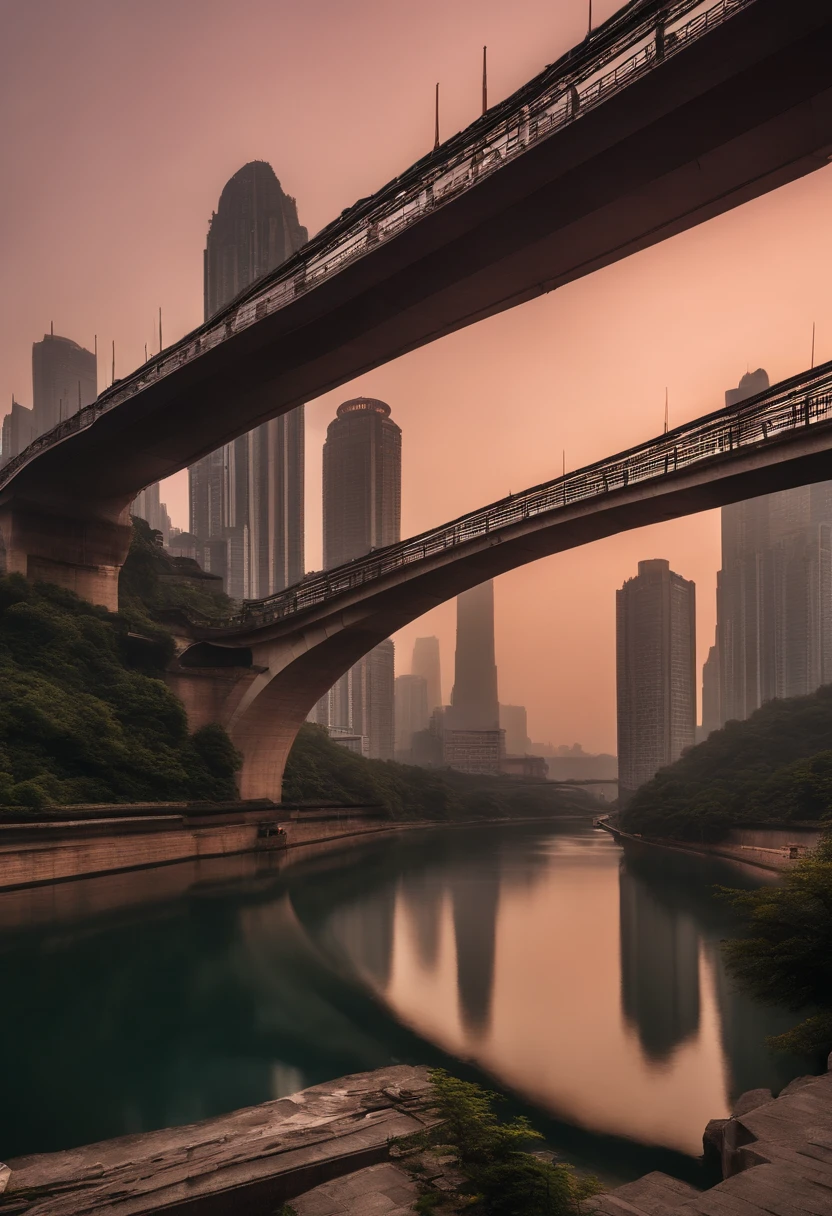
0,821,805,1177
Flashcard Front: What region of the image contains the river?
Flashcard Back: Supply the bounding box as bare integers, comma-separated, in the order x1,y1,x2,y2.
0,819,807,1180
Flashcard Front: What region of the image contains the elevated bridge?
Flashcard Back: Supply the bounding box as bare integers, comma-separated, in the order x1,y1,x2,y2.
1,0,831,608
167,360,832,799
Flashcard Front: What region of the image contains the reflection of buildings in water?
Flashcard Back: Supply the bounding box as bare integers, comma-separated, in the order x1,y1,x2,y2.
327,884,397,989
448,858,501,1039
619,860,700,1062
399,869,444,971
704,940,798,1102
271,1062,305,1099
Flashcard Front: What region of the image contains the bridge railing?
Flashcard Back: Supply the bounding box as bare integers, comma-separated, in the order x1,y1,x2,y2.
0,0,757,494
202,360,832,632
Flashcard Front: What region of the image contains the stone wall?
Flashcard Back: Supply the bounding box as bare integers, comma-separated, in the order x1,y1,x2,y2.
0,808,396,893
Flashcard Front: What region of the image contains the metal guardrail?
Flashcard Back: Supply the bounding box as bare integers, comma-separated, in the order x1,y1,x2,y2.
0,0,756,493
200,359,832,634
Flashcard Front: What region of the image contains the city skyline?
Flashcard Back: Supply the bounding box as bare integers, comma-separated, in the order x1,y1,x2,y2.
3,0,832,751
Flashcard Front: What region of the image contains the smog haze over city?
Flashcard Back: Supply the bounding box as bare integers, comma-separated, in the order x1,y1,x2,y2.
4,0,832,752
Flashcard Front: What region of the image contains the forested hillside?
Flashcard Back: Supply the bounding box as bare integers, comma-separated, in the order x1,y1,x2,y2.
622,685,832,841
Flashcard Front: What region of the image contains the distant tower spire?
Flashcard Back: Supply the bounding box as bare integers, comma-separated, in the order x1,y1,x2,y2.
434,82,440,149
482,46,488,114
50,320,54,337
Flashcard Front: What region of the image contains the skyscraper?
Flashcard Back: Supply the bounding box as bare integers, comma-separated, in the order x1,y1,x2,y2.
131,483,172,546
190,161,308,598
499,704,530,756
395,673,429,757
318,396,401,759
707,370,832,728
0,398,35,465
411,636,442,718
444,579,504,774
449,581,499,730
322,398,402,567
32,333,96,436
616,559,696,797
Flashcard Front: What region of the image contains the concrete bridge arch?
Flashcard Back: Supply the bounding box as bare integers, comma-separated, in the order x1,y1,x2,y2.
168,397,832,800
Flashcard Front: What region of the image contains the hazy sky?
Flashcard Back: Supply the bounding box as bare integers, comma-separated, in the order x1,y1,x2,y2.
2,0,831,752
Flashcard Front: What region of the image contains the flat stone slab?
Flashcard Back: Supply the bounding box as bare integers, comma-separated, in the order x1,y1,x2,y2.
598,1069,832,1216
291,1161,419,1215
0,1065,436,1216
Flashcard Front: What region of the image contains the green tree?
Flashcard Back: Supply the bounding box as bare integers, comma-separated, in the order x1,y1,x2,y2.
421,1070,600,1216
722,835,832,1054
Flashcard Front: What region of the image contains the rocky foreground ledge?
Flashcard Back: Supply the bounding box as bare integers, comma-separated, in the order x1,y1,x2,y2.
595,1060,832,1216
4,1060,832,1215
0,1066,437,1215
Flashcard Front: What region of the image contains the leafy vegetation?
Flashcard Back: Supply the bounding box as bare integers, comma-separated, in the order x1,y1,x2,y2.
120,516,234,626
283,723,593,822
0,571,240,808
721,835,832,1055
621,685,832,841
0,519,591,816
398,1070,600,1216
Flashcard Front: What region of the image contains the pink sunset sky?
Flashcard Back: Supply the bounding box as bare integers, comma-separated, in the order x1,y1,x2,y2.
2,0,831,752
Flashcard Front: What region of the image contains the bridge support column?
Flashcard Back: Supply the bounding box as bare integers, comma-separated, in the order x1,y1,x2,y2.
0,499,133,612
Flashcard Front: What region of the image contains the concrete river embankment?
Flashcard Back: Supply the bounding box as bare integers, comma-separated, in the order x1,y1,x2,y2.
0,802,411,892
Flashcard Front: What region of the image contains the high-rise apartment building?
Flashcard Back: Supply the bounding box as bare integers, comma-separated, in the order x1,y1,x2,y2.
189,161,308,598
499,704,530,756
131,483,173,546
616,559,696,797
32,333,97,436
322,398,402,567
395,673,429,757
444,580,504,774
411,636,442,718
0,398,35,465
705,370,832,732
316,396,401,759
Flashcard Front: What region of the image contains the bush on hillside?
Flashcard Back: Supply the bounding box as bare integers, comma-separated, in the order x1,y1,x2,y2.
722,834,832,1055
621,685,832,841
0,573,240,808
120,516,235,627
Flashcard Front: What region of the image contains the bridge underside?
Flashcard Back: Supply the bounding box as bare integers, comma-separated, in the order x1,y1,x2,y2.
173,415,832,801
3,0,832,512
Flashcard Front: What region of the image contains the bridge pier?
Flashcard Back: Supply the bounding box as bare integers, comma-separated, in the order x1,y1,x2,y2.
172,619,409,802
0,498,133,613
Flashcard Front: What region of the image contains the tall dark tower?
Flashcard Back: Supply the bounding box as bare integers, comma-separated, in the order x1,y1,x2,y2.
189,161,307,598
616,559,696,798
318,397,401,759
323,398,401,568
449,580,500,730
442,580,504,774
32,334,96,436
